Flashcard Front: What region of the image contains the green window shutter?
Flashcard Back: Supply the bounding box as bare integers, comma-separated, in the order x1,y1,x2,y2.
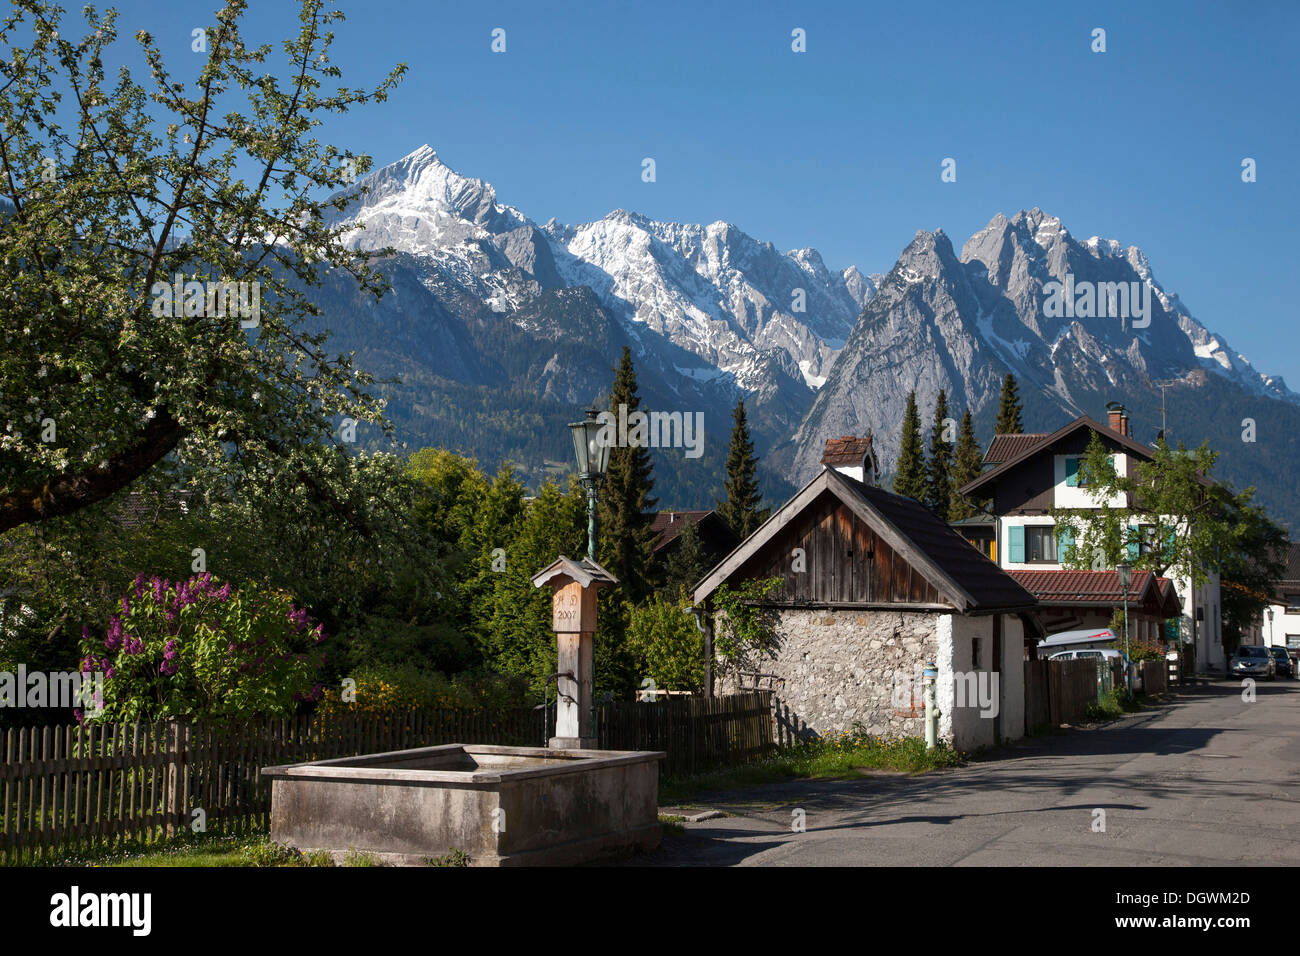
1126,525,1140,561
1065,457,1079,487
1057,526,1075,561
1008,525,1025,563
1163,529,1176,562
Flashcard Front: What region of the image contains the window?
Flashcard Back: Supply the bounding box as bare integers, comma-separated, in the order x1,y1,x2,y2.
1008,525,1059,563
1287,635,1300,649
1025,526,1057,562
1285,593,1300,614
1065,454,1114,488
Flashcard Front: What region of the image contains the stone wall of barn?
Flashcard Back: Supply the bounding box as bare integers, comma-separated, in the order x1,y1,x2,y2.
716,607,1027,750
718,607,940,741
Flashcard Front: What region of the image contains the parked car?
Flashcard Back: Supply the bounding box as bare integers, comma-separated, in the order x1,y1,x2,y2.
1230,645,1276,681
1048,648,1126,664
1048,647,1145,691
1268,646,1294,678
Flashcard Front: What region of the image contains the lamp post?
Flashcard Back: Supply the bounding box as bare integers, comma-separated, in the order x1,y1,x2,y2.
1117,561,1133,697
569,408,611,561
1266,606,1274,647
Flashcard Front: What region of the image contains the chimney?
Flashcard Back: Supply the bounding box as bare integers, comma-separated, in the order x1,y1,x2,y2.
820,434,879,486
1106,402,1129,436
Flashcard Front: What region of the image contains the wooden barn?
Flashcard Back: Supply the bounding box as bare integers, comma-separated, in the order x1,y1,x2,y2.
694,448,1039,751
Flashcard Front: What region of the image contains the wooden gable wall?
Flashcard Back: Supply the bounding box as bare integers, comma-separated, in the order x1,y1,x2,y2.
731,491,949,607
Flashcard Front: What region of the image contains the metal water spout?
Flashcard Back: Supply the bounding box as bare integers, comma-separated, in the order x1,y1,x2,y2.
536,671,577,746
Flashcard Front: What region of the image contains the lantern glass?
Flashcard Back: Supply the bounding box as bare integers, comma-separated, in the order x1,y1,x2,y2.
569,419,590,475
590,418,611,478
569,409,609,480
1116,562,1132,590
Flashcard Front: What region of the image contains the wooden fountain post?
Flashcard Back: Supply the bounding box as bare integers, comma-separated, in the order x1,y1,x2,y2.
531,555,618,749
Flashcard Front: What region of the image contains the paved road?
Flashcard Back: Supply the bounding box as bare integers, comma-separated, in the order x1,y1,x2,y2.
638,679,1300,866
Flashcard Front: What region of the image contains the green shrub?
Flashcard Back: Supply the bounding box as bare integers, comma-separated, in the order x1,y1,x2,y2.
626,598,706,693
80,575,325,722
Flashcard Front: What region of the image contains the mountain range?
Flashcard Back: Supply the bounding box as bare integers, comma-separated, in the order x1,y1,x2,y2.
306,145,1300,529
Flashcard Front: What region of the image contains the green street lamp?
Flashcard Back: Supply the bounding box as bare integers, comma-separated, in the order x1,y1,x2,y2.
569,408,611,562
1117,561,1133,697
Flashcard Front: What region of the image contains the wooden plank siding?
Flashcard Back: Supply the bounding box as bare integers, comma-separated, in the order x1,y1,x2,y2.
724,493,949,608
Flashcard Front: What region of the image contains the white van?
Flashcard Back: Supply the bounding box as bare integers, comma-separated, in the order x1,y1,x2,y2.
1047,648,1126,663
1047,647,1141,691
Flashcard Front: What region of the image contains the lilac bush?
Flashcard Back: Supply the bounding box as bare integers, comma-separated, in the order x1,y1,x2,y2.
79,573,327,722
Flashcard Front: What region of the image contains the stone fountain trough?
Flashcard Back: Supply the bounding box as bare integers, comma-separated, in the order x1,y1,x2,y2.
262,743,664,866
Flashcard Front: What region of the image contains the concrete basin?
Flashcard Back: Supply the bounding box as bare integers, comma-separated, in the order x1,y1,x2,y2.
262,743,665,866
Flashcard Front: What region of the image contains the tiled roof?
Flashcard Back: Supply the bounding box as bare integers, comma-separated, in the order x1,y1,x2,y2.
1009,569,1179,615
821,435,874,467
649,510,714,551
984,433,1049,465
1280,542,1300,585
960,416,1171,497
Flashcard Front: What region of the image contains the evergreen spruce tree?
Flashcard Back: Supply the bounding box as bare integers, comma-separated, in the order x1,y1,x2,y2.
994,373,1024,434
893,391,927,501
716,400,770,540
597,348,658,601
663,517,712,602
925,390,954,519
949,409,985,520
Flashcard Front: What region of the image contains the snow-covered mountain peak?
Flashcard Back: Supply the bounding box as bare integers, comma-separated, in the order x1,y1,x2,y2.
326,145,532,254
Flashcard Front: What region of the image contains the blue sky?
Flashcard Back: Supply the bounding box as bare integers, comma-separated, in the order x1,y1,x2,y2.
91,0,1300,384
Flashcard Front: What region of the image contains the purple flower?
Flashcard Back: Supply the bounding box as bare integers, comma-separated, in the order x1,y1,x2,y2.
134,573,147,598
216,583,232,601
105,615,124,651
153,577,166,604
124,635,145,656
162,640,177,661
121,593,130,616
159,659,178,676
288,607,310,632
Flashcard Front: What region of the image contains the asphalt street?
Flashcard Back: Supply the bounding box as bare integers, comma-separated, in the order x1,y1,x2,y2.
639,679,1300,866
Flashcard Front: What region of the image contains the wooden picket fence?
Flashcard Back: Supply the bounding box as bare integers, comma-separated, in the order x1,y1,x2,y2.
0,695,773,863
1024,658,1111,731
0,707,539,865
1140,659,1169,696
595,691,772,777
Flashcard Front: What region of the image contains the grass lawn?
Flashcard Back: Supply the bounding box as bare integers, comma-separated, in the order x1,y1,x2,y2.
39,831,355,868
660,731,964,804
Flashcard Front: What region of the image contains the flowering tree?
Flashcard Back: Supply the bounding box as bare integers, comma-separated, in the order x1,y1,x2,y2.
79,573,326,722
0,0,406,533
